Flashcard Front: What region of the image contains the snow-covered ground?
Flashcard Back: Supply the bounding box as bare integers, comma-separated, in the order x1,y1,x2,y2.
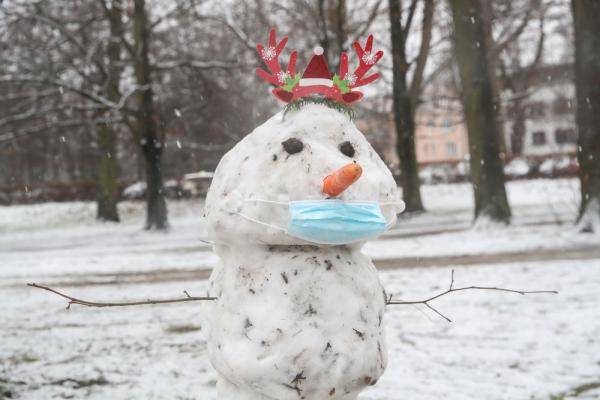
1,178,599,399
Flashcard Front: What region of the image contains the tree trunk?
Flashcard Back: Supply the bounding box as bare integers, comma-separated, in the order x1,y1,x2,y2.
480,0,507,156
449,0,511,224
572,0,600,232
96,0,123,222
317,0,347,71
389,0,424,212
510,98,526,156
133,0,168,230
97,123,120,221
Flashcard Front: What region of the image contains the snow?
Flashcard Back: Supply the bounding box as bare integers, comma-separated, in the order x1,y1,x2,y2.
0,200,216,286
539,158,556,176
1,178,599,399
503,158,530,177
122,181,146,199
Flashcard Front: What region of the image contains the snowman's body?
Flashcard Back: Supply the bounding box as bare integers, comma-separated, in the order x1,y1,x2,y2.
202,104,401,399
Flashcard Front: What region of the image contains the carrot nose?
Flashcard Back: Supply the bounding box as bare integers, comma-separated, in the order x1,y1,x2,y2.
322,163,363,197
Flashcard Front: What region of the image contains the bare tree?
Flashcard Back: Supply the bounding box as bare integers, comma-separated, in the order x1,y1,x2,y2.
132,0,168,229
489,0,547,157
572,0,600,232
96,0,124,222
449,0,511,224
389,0,434,213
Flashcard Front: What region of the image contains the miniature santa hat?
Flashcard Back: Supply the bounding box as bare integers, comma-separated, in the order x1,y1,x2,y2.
299,46,333,87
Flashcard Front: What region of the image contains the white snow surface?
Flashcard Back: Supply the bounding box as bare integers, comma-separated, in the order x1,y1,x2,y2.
1,177,600,399
2,260,599,400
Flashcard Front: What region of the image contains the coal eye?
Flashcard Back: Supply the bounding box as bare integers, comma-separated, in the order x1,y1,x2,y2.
339,141,355,157
282,137,304,154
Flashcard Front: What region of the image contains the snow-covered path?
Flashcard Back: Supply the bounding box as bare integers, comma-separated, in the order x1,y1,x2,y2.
1,179,599,399
2,260,599,400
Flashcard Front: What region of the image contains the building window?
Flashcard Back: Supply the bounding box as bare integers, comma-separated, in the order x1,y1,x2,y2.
423,143,436,155
443,118,451,130
446,142,457,156
555,128,577,144
527,102,546,119
553,97,572,115
433,96,448,108
532,131,547,146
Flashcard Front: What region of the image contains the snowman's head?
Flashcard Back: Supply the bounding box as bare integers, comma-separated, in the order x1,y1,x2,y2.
204,103,402,246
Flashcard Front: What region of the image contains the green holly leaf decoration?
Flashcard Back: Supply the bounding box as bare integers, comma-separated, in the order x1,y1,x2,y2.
333,74,350,94
282,74,301,92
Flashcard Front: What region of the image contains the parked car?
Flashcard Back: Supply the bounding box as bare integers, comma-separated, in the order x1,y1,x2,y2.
122,181,146,199
504,158,531,179
182,171,214,197
538,158,556,177
554,156,579,176
419,164,455,184
538,156,578,177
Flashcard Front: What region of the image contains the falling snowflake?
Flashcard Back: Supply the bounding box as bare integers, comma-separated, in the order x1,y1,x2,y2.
261,46,277,61
361,51,377,65
276,71,289,85
343,73,357,86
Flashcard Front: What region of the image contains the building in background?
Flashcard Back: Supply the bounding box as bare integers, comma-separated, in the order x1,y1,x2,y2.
415,94,469,165
360,63,579,183
502,64,577,160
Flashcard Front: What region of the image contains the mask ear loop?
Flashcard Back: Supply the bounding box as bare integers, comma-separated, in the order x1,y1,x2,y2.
234,199,292,234
234,211,288,233
379,201,405,229
243,199,288,205
380,200,406,214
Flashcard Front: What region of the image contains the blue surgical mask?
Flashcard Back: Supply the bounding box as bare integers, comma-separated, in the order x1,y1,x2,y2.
236,199,404,245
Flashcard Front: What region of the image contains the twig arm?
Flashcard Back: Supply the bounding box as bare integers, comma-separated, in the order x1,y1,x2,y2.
386,270,558,322
27,283,216,309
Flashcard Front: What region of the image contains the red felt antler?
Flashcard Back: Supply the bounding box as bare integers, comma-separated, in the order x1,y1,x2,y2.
348,35,383,88
256,28,298,86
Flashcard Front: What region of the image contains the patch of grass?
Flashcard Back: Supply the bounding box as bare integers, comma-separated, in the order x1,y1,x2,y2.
549,380,600,399
51,376,109,389
6,354,39,366
572,381,600,396
164,324,202,334
0,376,27,399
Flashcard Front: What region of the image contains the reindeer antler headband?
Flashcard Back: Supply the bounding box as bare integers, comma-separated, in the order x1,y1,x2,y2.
256,29,383,105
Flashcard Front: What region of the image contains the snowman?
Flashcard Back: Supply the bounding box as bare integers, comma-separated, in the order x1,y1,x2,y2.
202,29,404,400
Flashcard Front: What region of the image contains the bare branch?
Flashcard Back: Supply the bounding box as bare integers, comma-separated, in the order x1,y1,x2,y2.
197,14,255,54
386,270,558,322
491,3,534,59
408,0,434,108
153,59,239,71
0,116,123,143
27,283,216,309
524,9,547,75
150,0,202,30
402,0,418,38
346,0,384,48
0,75,142,112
